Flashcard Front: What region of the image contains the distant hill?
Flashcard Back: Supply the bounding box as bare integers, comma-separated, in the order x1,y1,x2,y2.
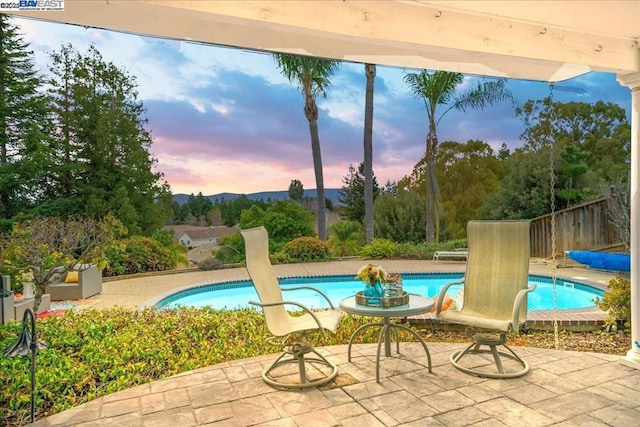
173,188,342,206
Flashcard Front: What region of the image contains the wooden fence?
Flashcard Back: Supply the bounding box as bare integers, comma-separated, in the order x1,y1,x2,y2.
529,198,623,258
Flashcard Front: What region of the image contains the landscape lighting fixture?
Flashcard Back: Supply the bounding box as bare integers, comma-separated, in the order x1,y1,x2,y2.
3,308,47,423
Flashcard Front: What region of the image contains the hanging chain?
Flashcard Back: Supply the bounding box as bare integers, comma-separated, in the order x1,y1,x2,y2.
547,84,560,349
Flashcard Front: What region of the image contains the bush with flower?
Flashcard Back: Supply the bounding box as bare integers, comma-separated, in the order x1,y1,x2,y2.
355,263,388,285
19,269,34,283
0,215,125,311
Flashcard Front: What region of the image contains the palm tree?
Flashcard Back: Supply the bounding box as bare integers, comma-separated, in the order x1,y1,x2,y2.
403,71,512,242
274,54,340,240
327,220,363,258
363,63,376,243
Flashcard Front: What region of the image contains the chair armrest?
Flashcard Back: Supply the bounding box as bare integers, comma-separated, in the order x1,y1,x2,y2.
249,299,328,337
281,285,336,309
435,279,464,317
510,284,537,331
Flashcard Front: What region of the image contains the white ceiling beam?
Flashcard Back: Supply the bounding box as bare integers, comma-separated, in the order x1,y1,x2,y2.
8,0,640,81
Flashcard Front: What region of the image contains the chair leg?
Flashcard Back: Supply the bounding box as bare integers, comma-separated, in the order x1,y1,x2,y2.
262,341,338,390
449,333,530,379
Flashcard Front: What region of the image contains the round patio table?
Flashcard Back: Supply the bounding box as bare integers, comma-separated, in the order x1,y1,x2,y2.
340,294,434,382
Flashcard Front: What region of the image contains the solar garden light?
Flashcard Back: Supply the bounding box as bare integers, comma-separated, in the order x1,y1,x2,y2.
3,308,46,423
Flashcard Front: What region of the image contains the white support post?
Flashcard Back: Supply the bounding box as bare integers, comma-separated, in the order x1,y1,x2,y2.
617,72,640,369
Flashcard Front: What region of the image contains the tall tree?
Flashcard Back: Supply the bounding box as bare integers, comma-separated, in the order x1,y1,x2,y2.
0,15,50,223
338,163,379,224
557,143,589,208
273,53,340,240
45,44,170,234
517,99,630,182
288,179,304,202
435,140,506,238
374,189,426,243
479,147,556,220
187,192,213,219
219,195,265,227
363,63,376,243
403,71,512,242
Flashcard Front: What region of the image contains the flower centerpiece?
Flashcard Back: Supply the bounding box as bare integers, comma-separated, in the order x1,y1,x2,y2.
355,263,387,299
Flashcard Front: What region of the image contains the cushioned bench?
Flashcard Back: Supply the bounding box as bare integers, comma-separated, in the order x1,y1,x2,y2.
45,265,102,300
433,250,468,263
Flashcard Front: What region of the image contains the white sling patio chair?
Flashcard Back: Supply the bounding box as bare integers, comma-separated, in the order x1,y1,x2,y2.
435,220,536,378
241,226,343,390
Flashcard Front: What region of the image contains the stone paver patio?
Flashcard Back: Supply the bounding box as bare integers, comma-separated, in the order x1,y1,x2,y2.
32,341,640,426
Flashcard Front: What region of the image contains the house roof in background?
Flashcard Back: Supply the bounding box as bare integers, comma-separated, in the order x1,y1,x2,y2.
163,225,236,241
180,227,236,241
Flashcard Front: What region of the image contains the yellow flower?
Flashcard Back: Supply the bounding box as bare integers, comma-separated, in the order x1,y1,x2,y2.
20,270,34,283
355,263,388,285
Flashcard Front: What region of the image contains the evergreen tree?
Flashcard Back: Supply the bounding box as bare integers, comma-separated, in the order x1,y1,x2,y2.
187,192,213,219
338,163,379,224
373,189,426,243
288,179,304,202
435,140,506,238
44,44,170,234
219,195,265,227
557,143,589,208
0,15,50,223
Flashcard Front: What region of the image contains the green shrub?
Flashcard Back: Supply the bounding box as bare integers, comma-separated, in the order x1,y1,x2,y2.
326,220,364,257
0,308,383,425
281,236,331,262
394,242,433,259
359,238,398,259
214,233,245,264
103,236,177,276
269,252,295,265
239,200,316,250
198,257,224,271
359,238,467,260
595,276,631,329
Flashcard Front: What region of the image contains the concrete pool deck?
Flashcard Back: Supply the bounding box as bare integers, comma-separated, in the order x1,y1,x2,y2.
30,259,640,427
92,258,617,329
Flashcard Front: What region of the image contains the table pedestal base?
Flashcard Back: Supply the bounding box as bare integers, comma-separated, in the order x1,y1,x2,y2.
347,317,432,382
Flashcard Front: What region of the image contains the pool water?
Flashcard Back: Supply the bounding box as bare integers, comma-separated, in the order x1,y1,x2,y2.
156,273,604,311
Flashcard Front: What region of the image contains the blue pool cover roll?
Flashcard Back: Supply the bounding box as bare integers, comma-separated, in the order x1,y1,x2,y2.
567,250,630,272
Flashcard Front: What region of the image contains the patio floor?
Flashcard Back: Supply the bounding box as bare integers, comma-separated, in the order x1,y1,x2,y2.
32,341,640,426
31,259,640,426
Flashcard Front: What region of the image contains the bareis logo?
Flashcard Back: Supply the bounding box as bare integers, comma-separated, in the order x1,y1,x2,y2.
19,0,63,8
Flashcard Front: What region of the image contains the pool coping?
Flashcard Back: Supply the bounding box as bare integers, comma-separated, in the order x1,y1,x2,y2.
144,270,609,331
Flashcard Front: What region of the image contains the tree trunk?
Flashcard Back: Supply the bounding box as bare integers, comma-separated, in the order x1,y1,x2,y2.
425,122,440,242
426,157,441,242
307,115,327,240
363,63,376,243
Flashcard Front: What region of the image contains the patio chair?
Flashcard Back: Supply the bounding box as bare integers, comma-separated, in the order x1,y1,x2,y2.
45,264,102,301
240,226,343,390
435,220,536,378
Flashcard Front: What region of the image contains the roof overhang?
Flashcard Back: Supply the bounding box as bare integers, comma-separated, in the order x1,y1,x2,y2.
7,0,640,81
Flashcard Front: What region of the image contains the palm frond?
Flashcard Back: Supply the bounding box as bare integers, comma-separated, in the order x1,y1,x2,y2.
452,79,513,113
273,53,340,98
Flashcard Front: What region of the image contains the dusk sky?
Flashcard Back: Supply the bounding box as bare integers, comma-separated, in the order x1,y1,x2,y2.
14,16,633,197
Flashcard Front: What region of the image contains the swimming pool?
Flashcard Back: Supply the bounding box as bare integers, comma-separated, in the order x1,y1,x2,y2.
156,273,604,311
